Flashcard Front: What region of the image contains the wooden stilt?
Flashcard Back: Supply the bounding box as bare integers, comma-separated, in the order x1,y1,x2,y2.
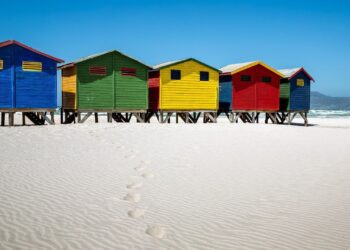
1,112,4,126
22,113,26,125
107,113,112,123
50,112,55,124
9,112,14,126
60,110,64,124
94,112,98,123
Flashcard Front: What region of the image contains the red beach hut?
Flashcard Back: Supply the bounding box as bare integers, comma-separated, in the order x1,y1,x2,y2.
220,61,284,112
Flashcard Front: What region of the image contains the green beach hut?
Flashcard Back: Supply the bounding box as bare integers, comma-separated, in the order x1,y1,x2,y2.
60,50,151,123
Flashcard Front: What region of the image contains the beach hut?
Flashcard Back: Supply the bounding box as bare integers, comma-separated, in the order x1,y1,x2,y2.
59,50,151,123
220,61,284,123
0,40,63,126
278,67,315,125
148,58,220,123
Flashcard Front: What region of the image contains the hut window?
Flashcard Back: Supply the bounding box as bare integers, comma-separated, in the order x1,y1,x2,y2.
89,66,107,76
121,67,137,77
22,61,42,72
171,70,181,80
262,77,272,83
281,78,289,84
240,75,251,82
200,71,209,81
297,79,305,87
0,59,3,70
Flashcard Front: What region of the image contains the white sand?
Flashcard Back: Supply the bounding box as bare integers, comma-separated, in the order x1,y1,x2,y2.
1,116,350,249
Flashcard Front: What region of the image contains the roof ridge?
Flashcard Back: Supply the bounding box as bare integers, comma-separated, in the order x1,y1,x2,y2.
0,40,64,63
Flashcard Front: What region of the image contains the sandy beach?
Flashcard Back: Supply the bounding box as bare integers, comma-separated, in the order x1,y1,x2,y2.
1,116,350,249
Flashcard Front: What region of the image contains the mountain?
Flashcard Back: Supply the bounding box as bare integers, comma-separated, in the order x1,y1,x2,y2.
311,91,350,110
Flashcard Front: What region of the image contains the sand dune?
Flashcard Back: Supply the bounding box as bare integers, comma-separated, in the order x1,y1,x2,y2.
1,116,350,249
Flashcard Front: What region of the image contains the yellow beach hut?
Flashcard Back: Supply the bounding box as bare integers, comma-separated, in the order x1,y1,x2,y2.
148,58,220,123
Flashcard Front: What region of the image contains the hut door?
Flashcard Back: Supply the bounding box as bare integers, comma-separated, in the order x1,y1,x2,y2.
255,68,277,111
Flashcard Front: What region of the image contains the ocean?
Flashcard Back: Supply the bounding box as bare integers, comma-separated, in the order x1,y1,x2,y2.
309,110,350,118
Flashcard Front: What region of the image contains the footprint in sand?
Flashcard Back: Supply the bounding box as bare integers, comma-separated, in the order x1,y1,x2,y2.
142,172,154,179
123,192,141,203
146,225,166,239
127,208,146,218
141,160,151,165
127,181,144,189
135,166,146,172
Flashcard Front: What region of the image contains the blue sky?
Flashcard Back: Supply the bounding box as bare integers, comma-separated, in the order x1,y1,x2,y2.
1,0,350,96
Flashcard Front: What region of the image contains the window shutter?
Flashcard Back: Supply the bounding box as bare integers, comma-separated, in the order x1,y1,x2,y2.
296,79,305,87
89,66,107,75
22,61,42,72
121,68,137,76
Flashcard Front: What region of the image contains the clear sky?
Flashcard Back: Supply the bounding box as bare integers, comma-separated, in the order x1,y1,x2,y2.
1,0,350,96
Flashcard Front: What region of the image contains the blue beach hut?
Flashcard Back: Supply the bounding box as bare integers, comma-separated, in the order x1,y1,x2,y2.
0,40,63,125
277,67,315,125
278,67,314,111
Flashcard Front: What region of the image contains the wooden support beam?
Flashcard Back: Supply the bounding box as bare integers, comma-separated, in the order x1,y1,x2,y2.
94,113,98,123
233,112,240,123
290,112,298,123
43,113,55,125
22,113,26,125
79,112,92,124
267,112,277,124
133,113,145,123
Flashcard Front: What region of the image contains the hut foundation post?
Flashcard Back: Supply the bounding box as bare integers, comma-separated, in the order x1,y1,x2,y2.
50,112,55,124
60,110,64,124
9,112,14,126
300,111,308,126
288,112,291,125
107,113,112,123
229,112,234,123
159,111,164,123
256,112,260,123
94,113,98,123
22,113,26,125
1,112,5,126
251,112,256,123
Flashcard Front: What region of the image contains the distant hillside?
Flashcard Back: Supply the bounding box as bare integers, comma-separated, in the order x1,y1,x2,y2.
311,91,350,110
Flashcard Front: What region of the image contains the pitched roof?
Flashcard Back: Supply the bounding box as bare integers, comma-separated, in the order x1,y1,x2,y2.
0,40,64,63
152,58,220,72
59,50,151,69
278,67,315,82
220,61,284,77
